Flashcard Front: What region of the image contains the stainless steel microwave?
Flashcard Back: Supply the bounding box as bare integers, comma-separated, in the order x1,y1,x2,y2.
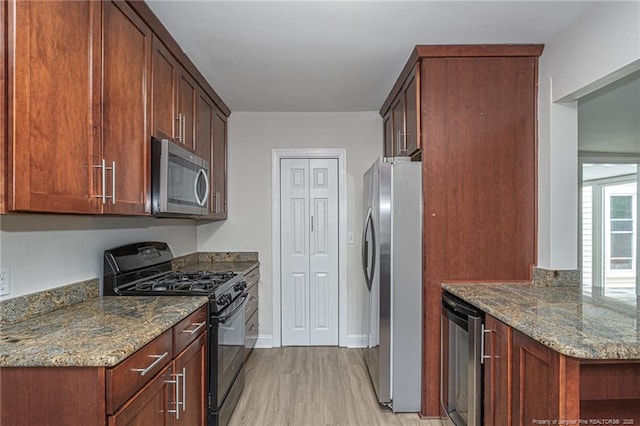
151,137,210,217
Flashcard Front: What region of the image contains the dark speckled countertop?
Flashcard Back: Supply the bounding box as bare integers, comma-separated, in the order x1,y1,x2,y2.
0,296,208,367
442,282,640,360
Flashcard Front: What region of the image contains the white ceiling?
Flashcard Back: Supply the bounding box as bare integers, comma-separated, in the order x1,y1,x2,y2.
146,0,596,112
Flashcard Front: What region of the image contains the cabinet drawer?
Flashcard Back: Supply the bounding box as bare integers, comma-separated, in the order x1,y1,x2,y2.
245,282,258,320
106,328,172,414
173,305,208,356
245,267,259,289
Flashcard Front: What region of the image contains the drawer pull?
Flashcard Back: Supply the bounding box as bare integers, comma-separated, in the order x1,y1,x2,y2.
131,352,169,376
181,321,207,335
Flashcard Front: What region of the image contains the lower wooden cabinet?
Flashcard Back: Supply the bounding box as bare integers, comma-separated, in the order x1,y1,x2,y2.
511,328,562,425
0,306,208,426
108,363,174,426
173,333,207,426
484,315,511,426
485,315,640,426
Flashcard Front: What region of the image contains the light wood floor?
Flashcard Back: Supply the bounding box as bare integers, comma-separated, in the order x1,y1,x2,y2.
229,347,443,426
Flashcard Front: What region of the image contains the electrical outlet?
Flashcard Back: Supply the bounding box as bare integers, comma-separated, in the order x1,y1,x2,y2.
0,267,11,296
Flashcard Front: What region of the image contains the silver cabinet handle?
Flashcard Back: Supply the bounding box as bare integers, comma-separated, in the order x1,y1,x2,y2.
182,115,186,145
402,130,408,152
110,161,116,204
166,371,181,419
175,113,183,143
181,367,186,413
92,159,107,204
481,325,492,364
131,352,169,376
311,216,314,232
181,321,206,335
214,191,221,213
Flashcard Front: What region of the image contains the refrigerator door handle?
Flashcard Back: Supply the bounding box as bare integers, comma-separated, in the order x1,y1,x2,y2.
361,207,376,291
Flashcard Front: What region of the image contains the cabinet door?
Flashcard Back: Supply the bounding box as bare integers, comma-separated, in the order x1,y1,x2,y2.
485,315,512,426
174,332,207,426
391,95,405,157
383,111,393,157
511,329,560,426
211,108,227,219
10,0,101,213
195,90,214,163
195,89,215,219
101,0,151,215
403,65,420,156
151,36,178,140
177,68,197,150
108,363,174,426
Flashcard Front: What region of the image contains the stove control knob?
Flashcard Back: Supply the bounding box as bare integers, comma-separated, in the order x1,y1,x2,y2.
217,294,231,305
234,282,247,292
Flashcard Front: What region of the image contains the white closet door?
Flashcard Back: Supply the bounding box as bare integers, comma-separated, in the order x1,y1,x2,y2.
281,158,338,346
309,158,339,345
281,158,311,346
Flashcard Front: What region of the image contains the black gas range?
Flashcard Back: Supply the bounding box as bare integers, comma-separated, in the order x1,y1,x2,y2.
103,242,247,426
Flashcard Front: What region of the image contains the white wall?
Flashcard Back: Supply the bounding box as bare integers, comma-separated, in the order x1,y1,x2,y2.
537,1,640,269
197,112,382,347
0,215,196,299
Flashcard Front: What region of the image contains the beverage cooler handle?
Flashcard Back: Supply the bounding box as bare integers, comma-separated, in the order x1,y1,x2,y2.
361,207,376,291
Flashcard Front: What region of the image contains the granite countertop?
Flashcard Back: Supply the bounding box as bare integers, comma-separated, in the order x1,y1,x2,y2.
0,296,208,367
442,282,640,360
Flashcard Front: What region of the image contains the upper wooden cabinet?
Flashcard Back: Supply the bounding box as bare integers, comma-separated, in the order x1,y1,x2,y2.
4,0,231,217
382,63,421,158
151,36,197,151
101,0,151,215
177,68,197,150
9,0,101,213
7,0,149,215
211,108,228,220
151,36,178,141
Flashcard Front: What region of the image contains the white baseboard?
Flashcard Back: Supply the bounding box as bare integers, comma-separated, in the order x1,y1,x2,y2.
255,335,273,348
347,334,368,348
255,334,366,348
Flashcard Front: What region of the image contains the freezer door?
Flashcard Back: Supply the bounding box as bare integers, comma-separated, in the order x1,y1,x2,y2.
363,158,392,406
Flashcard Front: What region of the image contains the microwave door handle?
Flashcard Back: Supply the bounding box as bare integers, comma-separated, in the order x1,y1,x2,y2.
193,168,209,207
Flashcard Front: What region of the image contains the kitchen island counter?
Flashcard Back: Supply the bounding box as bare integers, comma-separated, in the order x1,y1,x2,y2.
442,282,640,359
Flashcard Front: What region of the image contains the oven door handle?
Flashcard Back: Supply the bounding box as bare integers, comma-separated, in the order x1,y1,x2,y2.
214,293,248,323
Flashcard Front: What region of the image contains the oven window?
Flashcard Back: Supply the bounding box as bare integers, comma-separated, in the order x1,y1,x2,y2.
217,305,245,407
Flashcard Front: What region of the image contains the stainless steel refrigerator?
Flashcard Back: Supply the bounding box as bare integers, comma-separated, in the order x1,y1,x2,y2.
361,157,422,412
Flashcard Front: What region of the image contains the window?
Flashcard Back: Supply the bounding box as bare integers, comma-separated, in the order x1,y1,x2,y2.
604,188,636,273
580,163,638,294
